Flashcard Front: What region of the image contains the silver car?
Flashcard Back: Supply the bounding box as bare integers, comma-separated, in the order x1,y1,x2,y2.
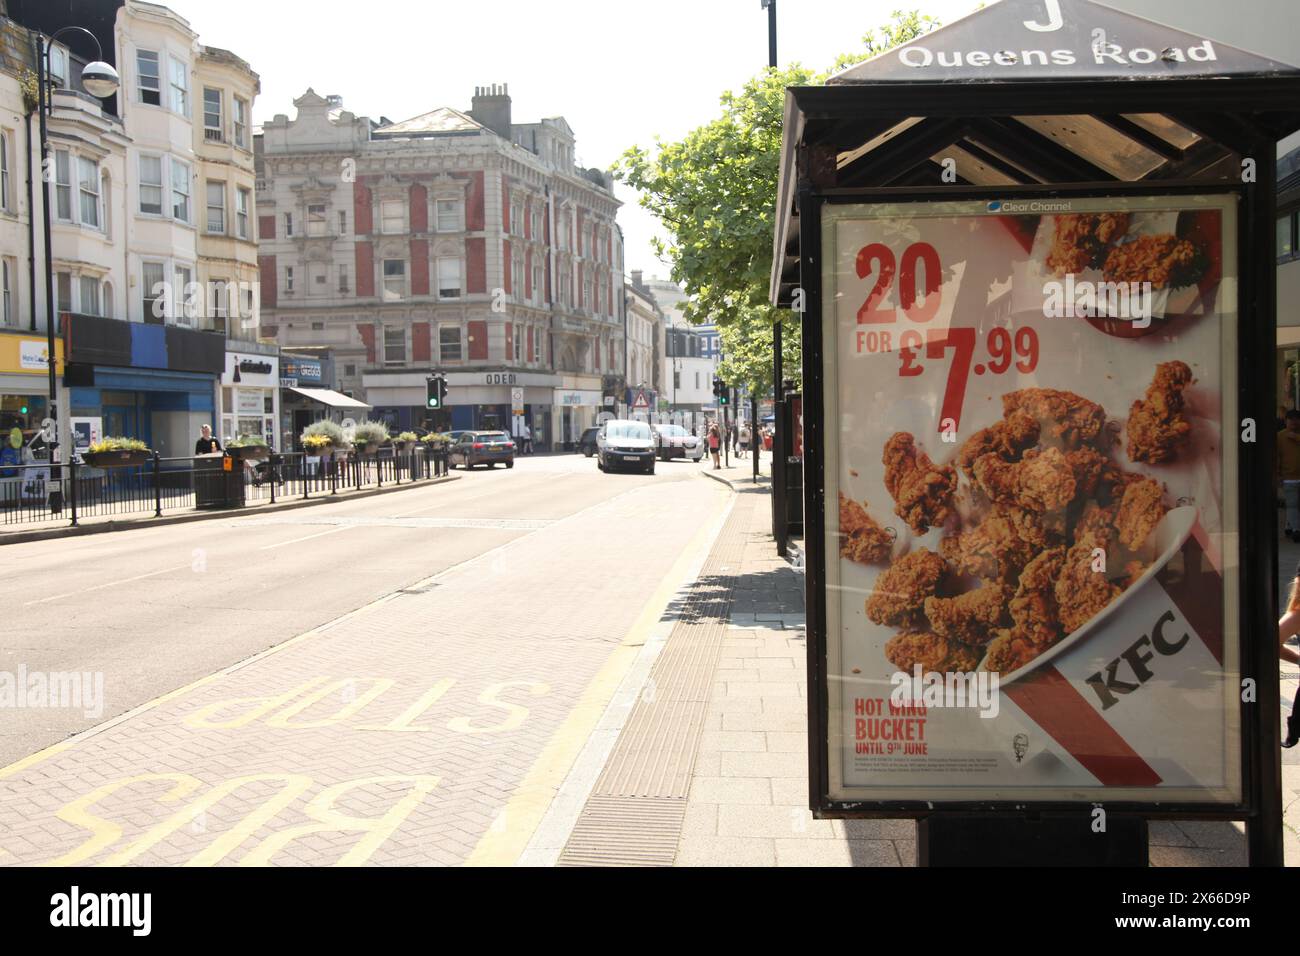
596,420,656,475
652,424,704,462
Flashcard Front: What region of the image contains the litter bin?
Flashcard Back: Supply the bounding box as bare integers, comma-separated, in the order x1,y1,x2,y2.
785,455,803,537
194,454,246,509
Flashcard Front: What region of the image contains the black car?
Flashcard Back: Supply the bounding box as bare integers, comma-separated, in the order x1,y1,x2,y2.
578,427,599,457
450,431,515,469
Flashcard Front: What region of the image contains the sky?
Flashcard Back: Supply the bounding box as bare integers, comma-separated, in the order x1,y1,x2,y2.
169,0,986,283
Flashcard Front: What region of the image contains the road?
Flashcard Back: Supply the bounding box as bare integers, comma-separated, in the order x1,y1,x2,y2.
0,452,731,865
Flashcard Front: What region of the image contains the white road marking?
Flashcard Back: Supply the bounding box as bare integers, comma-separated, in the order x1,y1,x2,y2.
258,525,353,550
24,564,190,606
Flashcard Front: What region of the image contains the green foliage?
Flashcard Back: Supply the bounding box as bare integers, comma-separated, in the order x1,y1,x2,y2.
616,10,939,394
301,419,345,448
227,433,268,448
351,420,391,447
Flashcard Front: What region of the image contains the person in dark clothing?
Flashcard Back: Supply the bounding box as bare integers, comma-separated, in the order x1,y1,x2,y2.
195,424,222,455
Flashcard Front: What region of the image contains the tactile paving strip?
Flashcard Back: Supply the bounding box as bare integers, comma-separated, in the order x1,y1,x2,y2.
557,497,750,866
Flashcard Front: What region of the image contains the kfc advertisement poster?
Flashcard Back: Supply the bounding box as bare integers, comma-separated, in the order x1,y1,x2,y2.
821,195,1242,804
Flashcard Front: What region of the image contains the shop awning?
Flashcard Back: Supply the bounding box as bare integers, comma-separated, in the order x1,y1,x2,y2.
287,386,370,409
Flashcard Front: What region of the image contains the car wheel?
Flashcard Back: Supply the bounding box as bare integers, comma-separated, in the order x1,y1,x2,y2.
487,462,495,468
506,460,514,469
647,463,655,475
583,447,593,458
597,454,604,471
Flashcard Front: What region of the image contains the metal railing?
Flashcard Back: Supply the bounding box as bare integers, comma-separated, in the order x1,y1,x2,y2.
0,444,452,529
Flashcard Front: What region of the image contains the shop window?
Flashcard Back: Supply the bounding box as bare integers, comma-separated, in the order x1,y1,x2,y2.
137,50,161,105
436,258,460,299
384,327,406,365
206,181,225,233
439,325,462,362
1280,213,1298,262
382,259,406,301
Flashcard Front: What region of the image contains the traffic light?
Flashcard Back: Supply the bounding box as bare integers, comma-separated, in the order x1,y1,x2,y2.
426,376,447,409
714,376,730,406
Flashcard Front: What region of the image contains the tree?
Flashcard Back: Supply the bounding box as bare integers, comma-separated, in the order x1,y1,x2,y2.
616,10,940,394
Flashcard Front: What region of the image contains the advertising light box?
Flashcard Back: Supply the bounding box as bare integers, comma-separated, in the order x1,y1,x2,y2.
819,194,1241,805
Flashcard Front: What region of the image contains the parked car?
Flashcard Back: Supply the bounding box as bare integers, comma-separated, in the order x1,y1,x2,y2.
596,420,656,475
652,424,704,462
450,431,515,469
577,427,600,457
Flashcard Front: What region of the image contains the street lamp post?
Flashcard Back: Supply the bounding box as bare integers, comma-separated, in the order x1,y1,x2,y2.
33,27,120,512
760,0,787,553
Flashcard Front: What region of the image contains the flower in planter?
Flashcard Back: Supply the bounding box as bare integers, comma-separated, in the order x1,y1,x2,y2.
228,434,269,448
395,431,420,445
88,437,150,454
350,420,390,449
301,420,345,450
422,433,451,445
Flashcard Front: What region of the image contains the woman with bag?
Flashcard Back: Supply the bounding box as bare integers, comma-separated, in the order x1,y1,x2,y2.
707,422,722,470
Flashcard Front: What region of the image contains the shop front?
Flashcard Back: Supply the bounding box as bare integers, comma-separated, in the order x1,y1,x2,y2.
221,351,280,449
0,331,64,457
553,380,602,450
63,313,223,460
362,369,558,443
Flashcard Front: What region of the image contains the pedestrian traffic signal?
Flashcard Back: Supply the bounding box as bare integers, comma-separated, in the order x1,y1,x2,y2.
426,376,447,409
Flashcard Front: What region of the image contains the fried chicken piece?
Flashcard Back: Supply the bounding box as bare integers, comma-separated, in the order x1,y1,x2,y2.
1102,235,1205,289
1064,447,1107,501
1046,213,1131,276
924,582,1011,647
865,548,947,627
955,412,1040,482
1121,560,1147,588
1115,477,1167,550
1074,500,1118,543
972,447,1077,513
940,504,1052,582
838,493,894,565
981,629,1044,674
882,432,958,534
1002,388,1107,449
1097,463,1146,505
1009,547,1066,647
1055,535,1122,633
1127,361,1194,464
885,629,980,674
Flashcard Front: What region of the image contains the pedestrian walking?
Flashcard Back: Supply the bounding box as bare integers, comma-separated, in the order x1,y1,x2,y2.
708,422,721,469
1280,410,1300,542
738,421,750,459
195,424,222,455
522,422,533,455
1279,561,1300,747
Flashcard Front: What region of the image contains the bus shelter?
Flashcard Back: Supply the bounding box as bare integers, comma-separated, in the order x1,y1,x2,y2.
770,0,1300,865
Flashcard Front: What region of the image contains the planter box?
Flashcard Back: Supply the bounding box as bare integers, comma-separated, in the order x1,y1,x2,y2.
83,449,152,469
228,444,270,462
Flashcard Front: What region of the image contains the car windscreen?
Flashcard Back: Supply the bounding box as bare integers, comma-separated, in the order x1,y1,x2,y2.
477,433,510,443
658,425,686,437
608,423,652,440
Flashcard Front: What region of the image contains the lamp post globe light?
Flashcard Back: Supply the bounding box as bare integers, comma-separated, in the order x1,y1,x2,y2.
35,26,119,511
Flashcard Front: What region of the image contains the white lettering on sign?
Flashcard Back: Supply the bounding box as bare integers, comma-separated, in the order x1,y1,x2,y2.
897,41,1217,71
1023,0,1063,32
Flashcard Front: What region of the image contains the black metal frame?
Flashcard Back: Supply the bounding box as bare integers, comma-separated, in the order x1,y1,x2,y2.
800,178,1276,845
